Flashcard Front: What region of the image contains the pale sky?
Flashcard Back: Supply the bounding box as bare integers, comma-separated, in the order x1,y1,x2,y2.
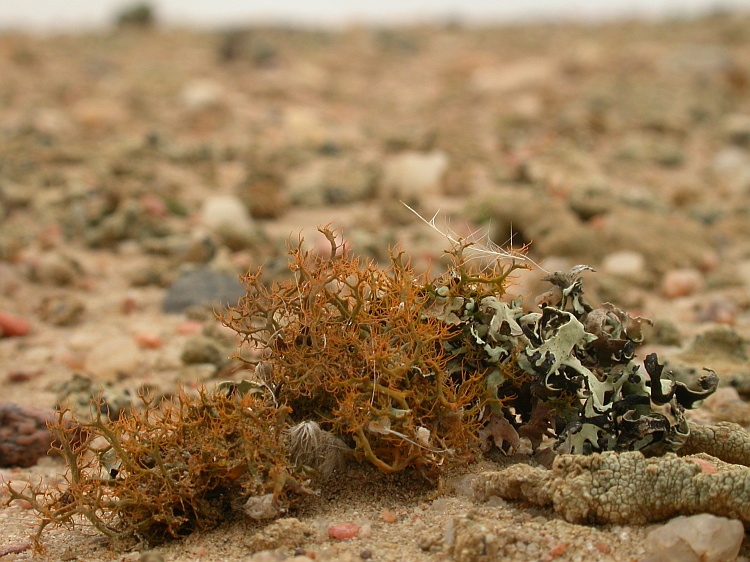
2,0,750,30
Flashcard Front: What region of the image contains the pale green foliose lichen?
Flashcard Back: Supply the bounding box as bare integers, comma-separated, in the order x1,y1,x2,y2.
425,265,718,456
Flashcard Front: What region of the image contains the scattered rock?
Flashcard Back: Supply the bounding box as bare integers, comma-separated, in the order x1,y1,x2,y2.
712,147,750,177
28,253,82,286
701,388,750,426
245,517,312,553
568,182,615,221
38,295,86,326
237,172,288,219
162,267,246,313
328,523,359,540
180,79,225,111
380,151,449,201
447,516,500,562
661,268,704,298
380,509,398,523
180,335,228,367
200,195,260,250
134,332,163,349
243,494,280,521
723,113,750,147
643,514,744,562
0,310,31,337
83,335,141,381
286,158,377,207
282,106,329,147
644,318,682,346
0,403,57,467
601,250,646,278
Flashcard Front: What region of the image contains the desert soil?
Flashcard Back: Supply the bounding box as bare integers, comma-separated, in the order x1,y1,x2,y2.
2,12,750,561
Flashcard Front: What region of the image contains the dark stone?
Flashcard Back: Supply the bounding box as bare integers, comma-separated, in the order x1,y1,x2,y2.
0,403,56,467
162,268,245,314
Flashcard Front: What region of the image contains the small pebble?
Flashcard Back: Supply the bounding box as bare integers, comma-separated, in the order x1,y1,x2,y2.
134,332,163,349
140,194,169,217
177,320,204,335
549,542,568,557
6,370,37,383
0,311,31,337
84,335,141,380
328,523,359,540
661,268,704,298
644,514,743,562
602,250,646,277
121,297,139,315
380,509,398,523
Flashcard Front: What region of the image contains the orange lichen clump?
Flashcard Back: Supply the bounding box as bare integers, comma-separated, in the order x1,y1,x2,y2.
6,389,303,546
222,227,524,475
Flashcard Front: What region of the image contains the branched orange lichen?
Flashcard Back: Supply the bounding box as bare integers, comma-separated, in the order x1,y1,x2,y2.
223,227,525,475
5,389,303,546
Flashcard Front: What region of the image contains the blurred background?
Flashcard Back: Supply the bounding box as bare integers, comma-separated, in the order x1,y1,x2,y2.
3,0,750,30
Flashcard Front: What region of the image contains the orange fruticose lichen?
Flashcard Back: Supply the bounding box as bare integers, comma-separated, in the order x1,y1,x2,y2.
222,226,525,476
5,389,305,547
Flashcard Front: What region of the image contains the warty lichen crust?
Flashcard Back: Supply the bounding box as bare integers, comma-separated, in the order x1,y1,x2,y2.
473,450,750,527
679,421,750,467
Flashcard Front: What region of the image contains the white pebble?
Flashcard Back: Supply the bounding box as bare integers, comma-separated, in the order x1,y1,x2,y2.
644,514,744,562
601,251,646,277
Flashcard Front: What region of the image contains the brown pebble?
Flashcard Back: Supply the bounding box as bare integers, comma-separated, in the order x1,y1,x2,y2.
0,403,57,467
328,523,359,540
0,542,31,557
6,370,36,383
121,297,139,315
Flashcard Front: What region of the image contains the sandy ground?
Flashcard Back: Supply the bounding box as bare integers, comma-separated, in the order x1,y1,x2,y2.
2,13,750,561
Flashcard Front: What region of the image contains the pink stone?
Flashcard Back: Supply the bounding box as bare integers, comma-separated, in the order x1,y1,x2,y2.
134,332,163,349
328,523,359,540
177,321,204,335
661,268,704,299
0,311,31,337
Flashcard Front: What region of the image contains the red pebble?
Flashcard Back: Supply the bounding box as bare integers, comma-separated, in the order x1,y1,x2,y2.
177,321,204,335
134,332,163,349
328,523,359,540
549,542,568,557
0,311,31,337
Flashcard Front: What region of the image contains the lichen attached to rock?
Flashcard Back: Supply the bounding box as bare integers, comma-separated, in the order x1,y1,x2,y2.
474,449,750,527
